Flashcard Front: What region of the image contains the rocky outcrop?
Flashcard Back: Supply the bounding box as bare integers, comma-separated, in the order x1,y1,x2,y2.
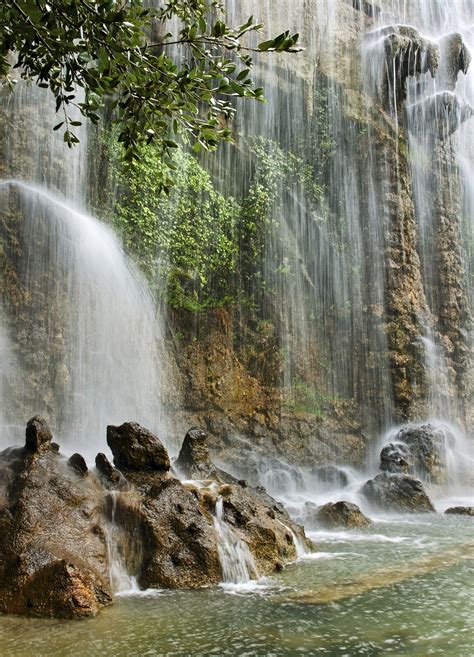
0,418,112,618
365,25,439,111
380,442,411,474
174,427,309,573
107,422,171,494
0,419,309,618
107,422,170,472
389,424,453,484
68,452,88,476
24,414,53,453
406,92,473,140
175,427,219,480
315,501,371,528
113,479,222,589
445,506,474,516
361,473,435,513
438,33,471,91
95,452,126,490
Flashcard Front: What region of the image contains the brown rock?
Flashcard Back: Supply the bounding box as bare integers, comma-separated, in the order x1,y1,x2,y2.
175,427,217,479
445,506,474,516
25,415,53,454
112,478,221,589
107,422,170,473
68,453,88,476
315,501,371,528
361,473,435,513
95,452,126,490
0,426,112,618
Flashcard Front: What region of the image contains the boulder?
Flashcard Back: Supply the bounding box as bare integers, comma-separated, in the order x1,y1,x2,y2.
68,453,88,476
0,422,112,618
107,422,170,473
445,506,474,516
361,473,435,513
380,442,411,474
175,427,217,479
315,501,372,528
24,415,53,454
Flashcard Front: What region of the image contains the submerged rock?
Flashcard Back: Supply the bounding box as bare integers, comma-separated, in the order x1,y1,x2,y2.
445,506,474,516
315,501,371,528
107,422,170,473
361,473,435,513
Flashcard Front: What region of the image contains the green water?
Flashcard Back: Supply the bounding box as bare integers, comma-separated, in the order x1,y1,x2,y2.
1,514,472,656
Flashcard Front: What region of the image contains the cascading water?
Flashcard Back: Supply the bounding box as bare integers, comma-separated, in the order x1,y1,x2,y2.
0,68,173,453
104,492,139,594
213,496,259,586
0,180,168,454
212,0,473,480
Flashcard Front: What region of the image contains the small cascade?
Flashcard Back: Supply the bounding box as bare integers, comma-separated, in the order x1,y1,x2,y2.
213,497,259,585
104,492,139,595
278,520,310,559
419,332,453,421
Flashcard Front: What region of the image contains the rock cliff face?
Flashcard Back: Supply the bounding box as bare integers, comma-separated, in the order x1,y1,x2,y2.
164,308,367,469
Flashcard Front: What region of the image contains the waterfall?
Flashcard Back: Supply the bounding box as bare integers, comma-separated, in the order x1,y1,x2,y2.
213,497,259,585
278,520,311,559
104,492,138,595
0,59,173,453
210,0,474,443
1,1,472,471
0,180,167,454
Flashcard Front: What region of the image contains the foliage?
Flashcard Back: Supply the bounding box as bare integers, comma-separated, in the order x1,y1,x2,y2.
104,133,321,311
0,0,301,188
238,136,324,300
106,136,239,310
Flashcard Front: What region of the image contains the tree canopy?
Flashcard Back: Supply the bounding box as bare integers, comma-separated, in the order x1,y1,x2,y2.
0,0,301,179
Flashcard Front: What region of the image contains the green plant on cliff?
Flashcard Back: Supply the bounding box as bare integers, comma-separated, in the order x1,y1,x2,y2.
106,137,239,310
104,133,321,311
239,136,324,301
0,0,301,187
